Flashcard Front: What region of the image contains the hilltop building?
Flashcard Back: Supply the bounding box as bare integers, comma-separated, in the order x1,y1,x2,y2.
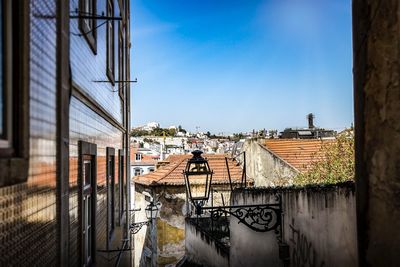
134,122,160,131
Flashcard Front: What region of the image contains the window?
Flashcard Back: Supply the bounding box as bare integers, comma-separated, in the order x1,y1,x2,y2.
106,147,115,245
78,141,97,266
1,0,14,148
0,0,29,187
134,168,141,176
106,0,115,82
0,0,4,141
118,149,125,222
118,22,124,100
79,0,97,53
135,153,142,161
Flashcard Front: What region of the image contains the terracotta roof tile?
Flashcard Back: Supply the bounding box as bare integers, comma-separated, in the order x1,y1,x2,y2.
264,139,334,172
134,154,245,186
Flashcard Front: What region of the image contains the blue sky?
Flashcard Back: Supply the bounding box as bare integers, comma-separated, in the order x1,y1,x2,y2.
129,0,353,134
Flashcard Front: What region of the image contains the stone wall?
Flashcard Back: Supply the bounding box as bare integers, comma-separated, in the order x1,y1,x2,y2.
230,183,357,267
241,139,298,187
352,0,400,265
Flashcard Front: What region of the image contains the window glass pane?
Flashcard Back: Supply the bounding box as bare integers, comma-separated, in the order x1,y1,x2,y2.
0,0,3,138
83,158,91,187
83,196,88,263
107,0,114,74
107,154,115,237
87,196,92,260
120,155,124,214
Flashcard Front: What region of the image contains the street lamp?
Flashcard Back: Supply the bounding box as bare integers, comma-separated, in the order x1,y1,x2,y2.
183,150,213,215
130,201,161,234
145,200,160,220
182,151,283,233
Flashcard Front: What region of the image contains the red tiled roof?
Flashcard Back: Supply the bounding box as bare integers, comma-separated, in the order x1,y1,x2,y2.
131,160,157,166
264,139,335,172
163,154,187,163
130,145,160,164
134,154,245,186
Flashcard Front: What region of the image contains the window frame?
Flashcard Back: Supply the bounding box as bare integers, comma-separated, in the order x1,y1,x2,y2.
78,141,97,267
79,0,97,54
106,147,115,247
118,149,125,223
106,0,115,83
0,0,9,147
0,0,30,187
118,22,124,100
134,168,141,176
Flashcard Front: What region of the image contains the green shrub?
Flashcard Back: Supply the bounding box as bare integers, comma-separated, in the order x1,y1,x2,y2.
294,132,354,185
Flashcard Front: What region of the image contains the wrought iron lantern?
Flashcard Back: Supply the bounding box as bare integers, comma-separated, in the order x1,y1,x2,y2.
130,200,160,234
145,201,160,220
182,152,283,234
183,150,213,215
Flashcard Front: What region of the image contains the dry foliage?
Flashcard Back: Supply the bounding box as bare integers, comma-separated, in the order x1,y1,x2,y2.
294,132,355,185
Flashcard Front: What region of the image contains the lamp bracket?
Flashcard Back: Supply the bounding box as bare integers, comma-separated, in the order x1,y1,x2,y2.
201,195,282,233
129,220,150,234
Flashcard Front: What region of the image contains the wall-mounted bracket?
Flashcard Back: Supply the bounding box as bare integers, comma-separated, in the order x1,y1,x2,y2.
93,78,138,83
70,10,122,37
129,220,150,234
203,203,281,232
70,11,122,21
197,194,283,245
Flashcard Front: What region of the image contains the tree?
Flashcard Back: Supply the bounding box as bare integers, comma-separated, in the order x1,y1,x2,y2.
130,129,150,137
269,129,278,139
294,133,355,185
167,128,176,136
232,132,244,142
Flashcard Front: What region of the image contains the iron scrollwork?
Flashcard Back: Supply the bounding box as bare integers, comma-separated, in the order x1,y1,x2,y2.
129,221,150,234
202,194,282,232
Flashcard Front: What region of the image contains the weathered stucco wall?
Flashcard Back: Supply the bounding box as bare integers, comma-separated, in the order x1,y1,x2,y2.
155,188,186,266
230,183,357,267
185,218,229,267
352,0,400,265
241,139,298,187
229,192,283,267
133,185,156,267
134,184,234,266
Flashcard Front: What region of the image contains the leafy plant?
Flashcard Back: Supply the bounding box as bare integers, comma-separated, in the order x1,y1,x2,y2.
294,131,355,185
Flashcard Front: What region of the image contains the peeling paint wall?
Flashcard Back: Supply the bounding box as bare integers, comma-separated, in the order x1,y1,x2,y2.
230,191,282,267
133,185,155,267
134,184,234,266
242,139,298,187
352,0,400,265
230,184,357,267
156,189,187,266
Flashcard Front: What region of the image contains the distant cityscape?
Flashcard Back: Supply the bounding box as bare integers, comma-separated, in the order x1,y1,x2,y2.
130,113,343,178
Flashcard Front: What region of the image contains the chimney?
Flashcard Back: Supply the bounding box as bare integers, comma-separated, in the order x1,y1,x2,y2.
307,113,315,129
